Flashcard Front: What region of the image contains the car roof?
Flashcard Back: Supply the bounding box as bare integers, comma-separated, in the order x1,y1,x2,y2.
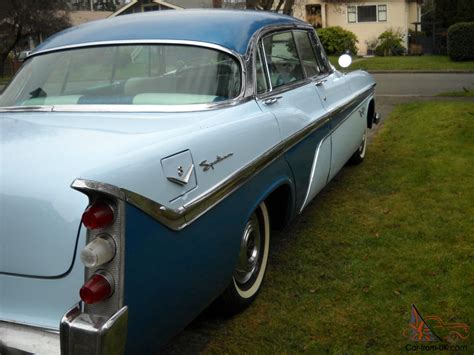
33,10,309,56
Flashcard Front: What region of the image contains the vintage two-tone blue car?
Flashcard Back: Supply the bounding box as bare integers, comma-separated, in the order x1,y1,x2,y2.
0,9,378,354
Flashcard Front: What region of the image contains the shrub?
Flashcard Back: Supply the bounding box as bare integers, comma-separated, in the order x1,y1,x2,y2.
448,22,474,61
317,26,358,55
375,28,406,56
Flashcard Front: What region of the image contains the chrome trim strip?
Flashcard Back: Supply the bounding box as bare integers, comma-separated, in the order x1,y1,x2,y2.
72,179,126,200
0,106,54,112
30,39,244,64
71,84,375,231
0,321,60,355
1,40,247,113
0,98,252,113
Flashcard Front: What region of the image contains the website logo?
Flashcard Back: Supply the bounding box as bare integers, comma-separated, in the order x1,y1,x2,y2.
403,305,470,352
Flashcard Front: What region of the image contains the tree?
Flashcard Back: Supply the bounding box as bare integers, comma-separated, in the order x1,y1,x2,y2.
244,0,295,15
456,0,474,23
433,0,474,28
0,0,71,77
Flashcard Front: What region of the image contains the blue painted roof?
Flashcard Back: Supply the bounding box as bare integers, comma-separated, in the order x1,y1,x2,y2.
33,10,308,55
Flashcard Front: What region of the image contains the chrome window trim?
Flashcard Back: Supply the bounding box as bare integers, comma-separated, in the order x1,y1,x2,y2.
0,98,253,113
71,83,375,232
1,40,247,113
260,29,308,93
292,29,326,78
249,24,333,98
256,77,312,100
254,44,271,94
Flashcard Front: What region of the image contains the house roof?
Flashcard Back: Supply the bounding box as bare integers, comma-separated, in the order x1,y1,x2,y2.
69,11,113,26
32,10,307,55
112,0,183,16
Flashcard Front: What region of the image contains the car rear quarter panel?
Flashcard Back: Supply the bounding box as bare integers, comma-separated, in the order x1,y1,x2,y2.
123,152,295,351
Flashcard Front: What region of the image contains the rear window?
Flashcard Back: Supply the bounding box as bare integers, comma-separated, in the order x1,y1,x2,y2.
0,44,242,107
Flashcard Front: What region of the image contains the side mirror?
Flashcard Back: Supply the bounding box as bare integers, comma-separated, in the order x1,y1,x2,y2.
338,54,352,69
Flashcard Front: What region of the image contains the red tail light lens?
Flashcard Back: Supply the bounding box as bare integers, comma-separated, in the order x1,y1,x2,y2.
80,273,113,304
82,201,114,230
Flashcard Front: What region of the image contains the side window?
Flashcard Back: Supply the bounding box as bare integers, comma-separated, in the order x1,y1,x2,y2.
256,47,269,94
262,31,304,88
309,31,331,73
293,31,320,78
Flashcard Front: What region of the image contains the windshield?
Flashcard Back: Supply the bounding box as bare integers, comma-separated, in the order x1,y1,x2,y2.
0,44,242,107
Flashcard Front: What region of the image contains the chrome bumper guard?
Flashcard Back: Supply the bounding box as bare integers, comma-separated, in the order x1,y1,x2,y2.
60,303,128,355
374,112,381,125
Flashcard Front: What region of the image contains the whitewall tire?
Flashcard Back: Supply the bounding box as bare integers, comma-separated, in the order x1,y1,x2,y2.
216,201,270,315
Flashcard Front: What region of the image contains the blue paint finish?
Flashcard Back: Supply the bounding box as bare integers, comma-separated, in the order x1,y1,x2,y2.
123,156,294,351
33,10,307,56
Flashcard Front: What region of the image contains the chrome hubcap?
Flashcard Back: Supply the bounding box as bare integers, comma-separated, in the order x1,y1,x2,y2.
234,214,261,285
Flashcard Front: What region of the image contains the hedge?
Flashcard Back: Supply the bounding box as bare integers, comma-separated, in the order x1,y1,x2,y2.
317,26,358,56
447,22,474,61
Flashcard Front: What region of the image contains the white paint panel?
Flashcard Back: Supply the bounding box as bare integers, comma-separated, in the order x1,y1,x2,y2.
300,136,331,211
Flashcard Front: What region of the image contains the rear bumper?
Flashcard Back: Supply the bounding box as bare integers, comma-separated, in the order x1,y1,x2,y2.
0,321,60,355
60,303,128,355
0,303,128,355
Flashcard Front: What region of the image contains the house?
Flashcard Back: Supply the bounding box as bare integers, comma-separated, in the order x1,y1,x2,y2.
69,10,113,26
68,0,128,11
111,0,238,16
113,0,183,15
292,0,422,55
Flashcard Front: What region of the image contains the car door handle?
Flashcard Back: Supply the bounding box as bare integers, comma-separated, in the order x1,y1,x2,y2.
263,96,282,105
315,79,327,86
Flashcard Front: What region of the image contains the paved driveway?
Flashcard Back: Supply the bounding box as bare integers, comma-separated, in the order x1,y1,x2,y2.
373,73,474,96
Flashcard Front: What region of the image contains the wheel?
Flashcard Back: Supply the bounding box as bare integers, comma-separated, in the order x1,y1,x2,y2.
348,127,367,165
216,202,270,315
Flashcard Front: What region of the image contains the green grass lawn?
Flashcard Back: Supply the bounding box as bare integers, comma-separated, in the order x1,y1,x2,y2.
166,101,474,353
437,90,474,97
328,55,474,71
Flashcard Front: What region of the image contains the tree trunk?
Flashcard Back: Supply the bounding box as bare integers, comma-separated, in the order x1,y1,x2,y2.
0,24,23,79
0,53,9,78
261,0,274,11
282,0,294,15
246,0,258,9
275,0,285,12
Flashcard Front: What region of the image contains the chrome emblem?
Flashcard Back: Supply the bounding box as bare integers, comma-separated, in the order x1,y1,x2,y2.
167,164,194,186
358,107,366,117
199,153,233,172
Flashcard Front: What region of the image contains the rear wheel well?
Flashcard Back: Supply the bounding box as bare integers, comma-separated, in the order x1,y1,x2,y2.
367,99,375,129
265,184,292,230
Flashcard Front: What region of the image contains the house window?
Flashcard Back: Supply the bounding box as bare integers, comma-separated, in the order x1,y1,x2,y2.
358,5,377,22
306,5,322,28
348,6,357,23
347,4,387,23
378,5,387,22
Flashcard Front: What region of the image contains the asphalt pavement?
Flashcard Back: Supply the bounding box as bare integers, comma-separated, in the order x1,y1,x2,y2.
373,73,474,96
